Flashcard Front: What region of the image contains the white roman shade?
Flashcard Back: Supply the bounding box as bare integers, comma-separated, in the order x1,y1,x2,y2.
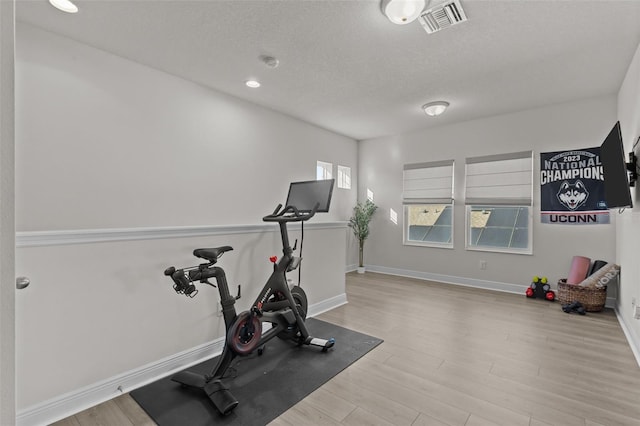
465,151,533,205
403,160,454,204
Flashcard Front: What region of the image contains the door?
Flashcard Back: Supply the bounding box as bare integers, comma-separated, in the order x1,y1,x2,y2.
0,0,16,423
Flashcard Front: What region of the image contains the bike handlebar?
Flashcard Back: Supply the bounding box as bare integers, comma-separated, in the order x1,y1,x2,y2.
262,203,319,223
167,202,316,298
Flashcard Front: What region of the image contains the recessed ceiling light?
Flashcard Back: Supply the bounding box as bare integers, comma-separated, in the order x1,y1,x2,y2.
245,80,261,88
49,0,78,13
422,101,449,117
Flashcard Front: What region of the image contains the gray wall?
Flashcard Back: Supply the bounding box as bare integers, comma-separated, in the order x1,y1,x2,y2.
15,23,356,414
0,0,15,423
616,39,640,360
358,96,617,292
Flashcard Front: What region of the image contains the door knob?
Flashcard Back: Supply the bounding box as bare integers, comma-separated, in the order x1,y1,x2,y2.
16,276,30,290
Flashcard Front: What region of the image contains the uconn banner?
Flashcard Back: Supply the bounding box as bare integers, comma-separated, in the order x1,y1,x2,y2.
540,148,610,224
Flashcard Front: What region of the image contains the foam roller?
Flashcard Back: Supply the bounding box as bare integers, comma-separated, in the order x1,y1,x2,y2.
588,260,607,276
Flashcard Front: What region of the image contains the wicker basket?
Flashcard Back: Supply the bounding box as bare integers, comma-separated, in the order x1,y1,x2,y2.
557,279,606,312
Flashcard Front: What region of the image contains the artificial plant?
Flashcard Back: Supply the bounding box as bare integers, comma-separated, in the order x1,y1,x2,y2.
348,200,378,268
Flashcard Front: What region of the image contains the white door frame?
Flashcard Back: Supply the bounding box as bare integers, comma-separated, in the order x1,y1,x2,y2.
0,0,16,423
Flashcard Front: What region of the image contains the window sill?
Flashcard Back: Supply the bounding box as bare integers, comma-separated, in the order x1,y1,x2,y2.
465,246,532,255
404,241,454,250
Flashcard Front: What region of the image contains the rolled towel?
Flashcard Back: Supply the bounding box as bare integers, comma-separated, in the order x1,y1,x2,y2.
567,256,591,285
578,263,620,288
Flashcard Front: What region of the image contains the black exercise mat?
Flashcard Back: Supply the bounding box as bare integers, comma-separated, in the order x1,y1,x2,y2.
131,318,383,426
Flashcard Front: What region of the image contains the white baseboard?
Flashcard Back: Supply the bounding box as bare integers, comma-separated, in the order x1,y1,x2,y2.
615,308,640,368
345,264,358,273
365,265,634,364
364,264,618,309
364,264,525,294
308,293,348,317
16,338,224,426
16,293,347,426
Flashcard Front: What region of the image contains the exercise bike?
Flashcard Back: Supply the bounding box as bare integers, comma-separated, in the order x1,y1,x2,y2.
163,180,336,415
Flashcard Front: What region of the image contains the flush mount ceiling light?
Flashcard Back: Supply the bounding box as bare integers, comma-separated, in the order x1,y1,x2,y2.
381,0,426,25
245,80,261,88
422,101,449,116
49,0,78,13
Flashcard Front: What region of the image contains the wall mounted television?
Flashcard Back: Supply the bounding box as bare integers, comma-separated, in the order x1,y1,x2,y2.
600,121,635,209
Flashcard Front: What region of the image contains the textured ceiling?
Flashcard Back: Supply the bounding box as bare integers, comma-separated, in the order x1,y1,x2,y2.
15,0,640,140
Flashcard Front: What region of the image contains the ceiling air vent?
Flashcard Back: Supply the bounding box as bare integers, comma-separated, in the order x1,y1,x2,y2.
418,0,468,34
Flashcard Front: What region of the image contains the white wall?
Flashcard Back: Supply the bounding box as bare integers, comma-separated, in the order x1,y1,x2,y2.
616,39,640,362
14,23,355,417
15,24,356,230
359,96,618,293
0,1,16,423
15,224,347,415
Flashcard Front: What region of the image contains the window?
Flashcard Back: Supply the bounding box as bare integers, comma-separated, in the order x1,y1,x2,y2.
317,161,332,180
405,204,453,245
337,165,351,189
465,151,533,254
403,160,454,248
468,206,530,249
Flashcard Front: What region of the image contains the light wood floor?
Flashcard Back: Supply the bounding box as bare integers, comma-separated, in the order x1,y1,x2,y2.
52,272,640,426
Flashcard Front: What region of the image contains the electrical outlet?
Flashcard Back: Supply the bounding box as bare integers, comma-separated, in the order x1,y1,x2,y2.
480,260,487,270
635,306,640,320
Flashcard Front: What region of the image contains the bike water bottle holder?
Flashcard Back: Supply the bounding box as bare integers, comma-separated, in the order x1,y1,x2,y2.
165,267,199,298
174,277,198,298
181,283,198,298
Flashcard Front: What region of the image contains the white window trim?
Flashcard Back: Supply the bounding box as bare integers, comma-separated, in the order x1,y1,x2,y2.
464,204,533,255
402,203,454,249
464,152,533,255
402,160,455,249
317,160,333,181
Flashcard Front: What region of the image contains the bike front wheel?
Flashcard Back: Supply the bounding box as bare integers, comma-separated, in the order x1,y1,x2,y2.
227,311,262,355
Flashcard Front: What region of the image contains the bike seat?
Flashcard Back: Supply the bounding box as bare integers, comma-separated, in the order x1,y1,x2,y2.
193,246,233,263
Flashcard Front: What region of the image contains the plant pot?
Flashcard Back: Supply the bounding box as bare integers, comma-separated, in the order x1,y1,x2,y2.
357,267,365,274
